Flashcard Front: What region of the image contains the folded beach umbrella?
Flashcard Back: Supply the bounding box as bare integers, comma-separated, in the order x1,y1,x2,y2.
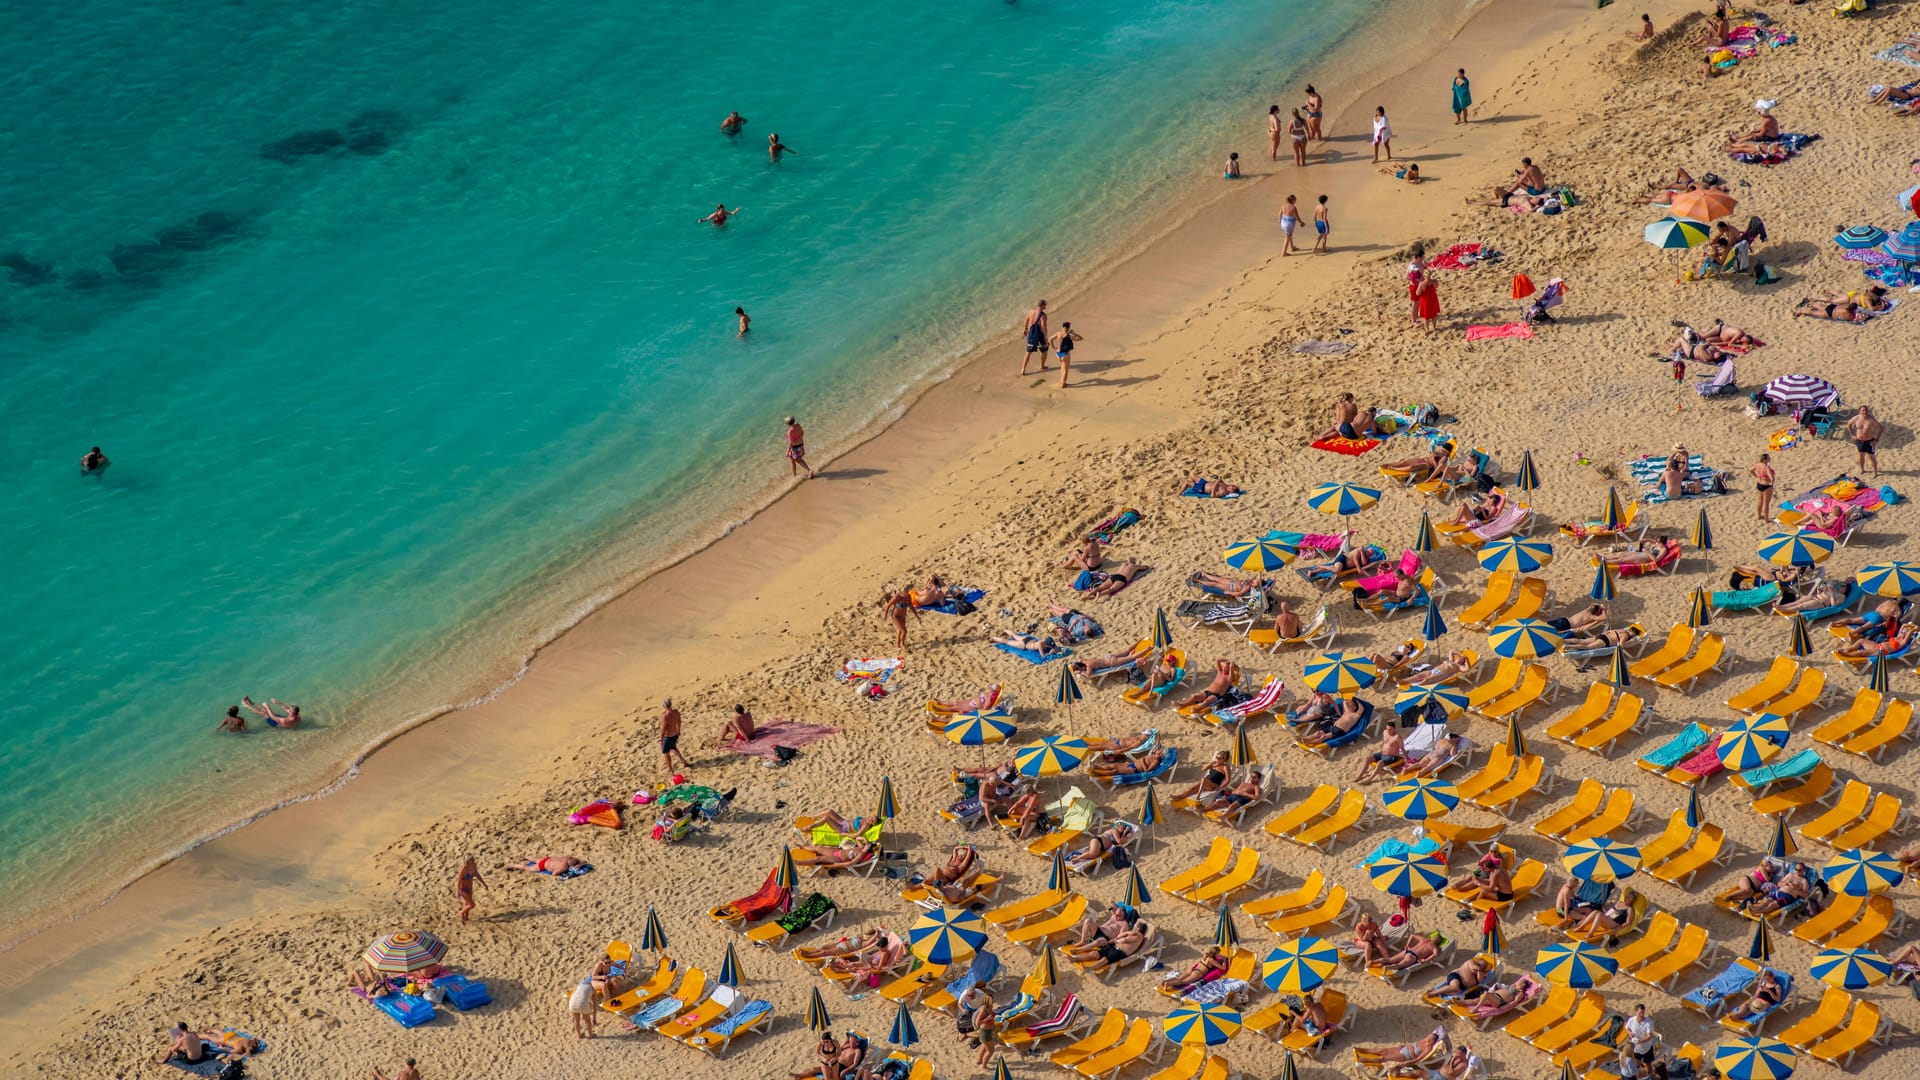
1857,562,1920,598
1505,713,1528,757
1758,531,1835,567
1514,450,1541,492
1606,647,1632,689
908,908,987,965
1395,683,1468,720
1644,216,1711,249
775,846,799,891
717,939,742,988
1687,586,1713,629
1163,1003,1241,1047
1307,481,1381,516
1671,188,1737,222
1537,941,1617,988
1015,736,1088,778
1599,487,1625,532
1489,618,1564,659
1563,837,1642,884
1413,510,1437,554
1478,536,1553,574
876,775,898,824
1823,849,1904,896
1048,848,1069,892
364,929,449,974
1869,654,1892,695
1834,224,1888,250
1693,508,1714,551
1883,221,1920,263
1748,917,1773,963
1261,936,1340,993
1422,600,1447,644
888,999,920,1048
807,986,832,1034
1766,814,1796,859
1481,911,1506,956
1714,1036,1796,1080
1303,651,1379,695
1589,562,1615,602
1139,780,1162,829
1230,721,1256,766
1716,713,1790,771
992,1057,1013,1080
640,908,669,953
1280,1050,1302,1080
1382,777,1460,821
1121,863,1152,908
1055,664,1084,707
1811,947,1892,990
1151,607,1175,650
1034,944,1060,989
1368,850,1449,897
1212,907,1241,951
1223,538,1297,571
1760,374,1840,409
1787,613,1813,659
1685,786,1705,831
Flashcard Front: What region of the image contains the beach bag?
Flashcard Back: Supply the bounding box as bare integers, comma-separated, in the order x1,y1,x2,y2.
218,1063,247,1080
1110,846,1133,870
1421,698,1450,726
773,745,800,764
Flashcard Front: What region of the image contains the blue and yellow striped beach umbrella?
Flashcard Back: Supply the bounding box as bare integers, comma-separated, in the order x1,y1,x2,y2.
1693,508,1714,551
1048,848,1070,893
1223,538,1298,572
1121,863,1152,908
1563,838,1642,884
1600,487,1626,532
1368,850,1449,897
1857,561,1920,598
806,986,832,1034
1811,947,1892,990
1685,786,1705,831
1230,721,1257,766
1280,1050,1302,1080
1034,944,1059,989
1748,918,1773,963
1307,481,1381,516
992,1057,1013,1080
1382,778,1460,821
640,907,669,953
1140,780,1162,829
1823,849,1904,896
888,999,920,1048
774,846,799,891
877,775,898,823
1589,562,1616,602
1151,608,1175,651
1506,713,1528,758
1536,941,1617,988
1645,216,1712,250
1482,918,1506,956
1422,600,1447,643
1478,536,1554,574
1868,654,1892,695
1395,683,1468,720
1687,586,1713,629
1759,531,1835,567
1606,647,1632,689
907,908,987,965
1163,1003,1241,1047
1515,450,1541,492
1489,618,1564,659
1303,651,1380,695
1015,736,1088,778
1714,1036,1796,1080
717,939,742,987
1716,713,1790,771
1055,664,1084,708
1413,511,1437,554
1213,907,1241,951
1261,937,1340,993
945,711,1017,746
1787,613,1813,658
1767,814,1797,859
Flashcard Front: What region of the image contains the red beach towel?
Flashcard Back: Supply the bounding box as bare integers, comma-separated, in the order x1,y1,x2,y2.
1311,437,1382,456
1426,243,1483,271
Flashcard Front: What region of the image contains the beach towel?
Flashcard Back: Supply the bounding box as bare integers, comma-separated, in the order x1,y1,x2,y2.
994,642,1071,664
1311,436,1381,456
839,657,903,682
919,589,987,614
1876,41,1920,68
1465,322,1534,342
723,718,841,760
1087,508,1142,544
1426,242,1502,271
524,860,594,878
1731,133,1818,166
1293,340,1356,356
162,1033,267,1076
1355,836,1443,869
1182,478,1243,499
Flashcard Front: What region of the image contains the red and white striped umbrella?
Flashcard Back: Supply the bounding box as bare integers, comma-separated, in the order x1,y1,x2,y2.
364,929,449,973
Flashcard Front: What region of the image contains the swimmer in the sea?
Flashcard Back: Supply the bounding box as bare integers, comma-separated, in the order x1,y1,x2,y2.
241,696,301,728
736,307,751,337
720,110,746,134
217,706,246,733
768,133,798,161
81,446,109,477
697,204,742,226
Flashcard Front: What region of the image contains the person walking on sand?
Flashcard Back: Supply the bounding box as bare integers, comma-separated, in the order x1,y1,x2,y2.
883,587,918,651
1749,453,1777,522
1371,107,1393,162
697,203,742,226
1289,109,1308,166
1304,85,1325,140
455,856,486,923
1050,322,1084,389
660,698,691,774
1452,69,1472,124
1280,194,1300,256
1020,299,1050,375
768,132,798,161
784,416,815,479
1267,105,1283,161
735,307,750,337
1847,406,1883,477
1312,195,1331,253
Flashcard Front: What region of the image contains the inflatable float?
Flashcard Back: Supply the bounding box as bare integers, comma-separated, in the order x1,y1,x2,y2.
569,799,622,828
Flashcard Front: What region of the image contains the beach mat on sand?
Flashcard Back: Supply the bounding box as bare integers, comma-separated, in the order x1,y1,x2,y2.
994,642,1072,664
724,719,841,760
1293,340,1355,356
163,1035,266,1076
525,860,594,878
1311,436,1382,457
1465,322,1534,342
920,589,987,614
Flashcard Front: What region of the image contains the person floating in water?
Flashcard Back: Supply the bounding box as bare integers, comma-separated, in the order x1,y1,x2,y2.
736,307,751,337
768,133,798,161
720,110,747,134
80,446,109,477
241,695,301,728
697,204,742,226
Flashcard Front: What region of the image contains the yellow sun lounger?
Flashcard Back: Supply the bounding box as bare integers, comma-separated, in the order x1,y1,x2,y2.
1464,658,1524,713
1840,699,1913,762
1531,779,1604,842
656,984,745,1040
1264,885,1349,938
1005,894,1089,951
601,957,681,1017
1748,764,1833,817
1455,572,1516,630
1807,999,1887,1068
1286,789,1368,853
1240,869,1325,919
1049,1008,1127,1070
1182,847,1271,907
1724,657,1800,715
1158,836,1234,896
1562,787,1636,843
1630,925,1714,991
1829,793,1902,850
1649,633,1731,691
1629,625,1697,679
1799,780,1873,844
1073,1016,1158,1078
1777,986,1854,1053
1608,912,1679,974
1810,689,1885,748
1260,784,1341,841
984,888,1072,929
1474,662,1553,722
1467,752,1551,815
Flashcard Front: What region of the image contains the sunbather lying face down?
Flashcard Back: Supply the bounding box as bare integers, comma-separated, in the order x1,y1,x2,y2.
1085,560,1143,598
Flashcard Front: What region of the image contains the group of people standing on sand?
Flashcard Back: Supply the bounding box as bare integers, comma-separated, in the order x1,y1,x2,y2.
1018,298,1084,387
1266,87,1326,164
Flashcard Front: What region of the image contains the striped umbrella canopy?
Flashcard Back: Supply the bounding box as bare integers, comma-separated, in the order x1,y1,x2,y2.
1151,608,1175,650
1478,536,1554,574
1767,814,1797,859
1515,449,1541,492
1536,941,1618,988
888,999,920,1047
1884,221,1920,262
1685,786,1705,831
718,939,743,987
1506,713,1528,757
1600,487,1625,532
1749,918,1773,963
1015,736,1089,778
1489,618,1564,659
364,930,449,974
1261,936,1340,993
945,711,1017,746
1280,1050,1302,1080
1421,600,1447,644
774,847,799,891
1693,508,1714,551
1212,907,1241,951
1139,781,1162,829
641,907,670,953
1563,838,1642,883
1758,531,1835,567
1857,562,1920,597
1716,713,1791,771
1382,778,1461,821
1163,1003,1241,1047
1413,511,1437,554
1055,664,1084,707
1034,945,1059,989
1121,864,1152,908
1715,1036,1796,1080
992,1057,1013,1080
1687,586,1713,629
1834,224,1888,250
1589,562,1616,602
1394,683,1468,720
1868,654,1892,695
1368,850,1450,897
1760,374,1840,409
1787,614,1813,658
1606,647,1633,689
1048,848,1070,892
1223,538,1298,572
1644,216,1711,249
1303,652,1379,696
907,908,988,965
1307,481,1381,516
1811,947,1892,990
877,776,898,822
1671,188,1738,222
807,986,832,1033
1482,916,1506,956
1231,722,1257,766
1823,849,1904,896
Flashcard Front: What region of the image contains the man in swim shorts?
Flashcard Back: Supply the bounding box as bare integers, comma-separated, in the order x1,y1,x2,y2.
1020,299,1049,375
1846,405,1883,477
1312,195,1330,253
659,698,690,774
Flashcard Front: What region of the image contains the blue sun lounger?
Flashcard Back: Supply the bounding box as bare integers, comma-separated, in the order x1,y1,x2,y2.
1787,579,1862,623
1637,723,1711,771
1683,960,1758,1019
1711,583,1781,614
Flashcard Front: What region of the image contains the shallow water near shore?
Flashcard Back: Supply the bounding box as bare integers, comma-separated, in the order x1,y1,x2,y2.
0,0,1389,938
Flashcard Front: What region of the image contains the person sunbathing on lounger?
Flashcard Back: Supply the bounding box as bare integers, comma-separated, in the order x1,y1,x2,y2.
1470,974,1543,1018
1189,571,1268,598
1728,969,1786,1022
797,928,885,962
1085,560,1144,599
931,685,1003,713
1358,1024,1451,1064
1725,859,1787,907
1450,851,1515,906
1065,921,1150,973
1285,993,1330,1040
1071,641,1151,677
926,845,979,888
1746,864,1812,917
1303,545,1380,583
802,810,868,835
1087,731,1154,757
1367,641,1418,674
1839,622,1915,659
1450,491,1504,526
1598,537,1671,567
1288,689,1339,728
1406,651,1475,686
1002,789,1045,838
826,934,905,978
1206,768,1266,813
1354,722,1406,782
1837,599,1906,640
1565,625,1644,651
1175,660,1238,711
1174,750,1234,804
1544,603,1609,637
1794,287,1890,322
1570,887,1638,937
1066,823,1137,874
1429,955,1494,1000
1091,745,1169,780
1073,902,1138,946
1271,602,1304,640
1352,913,1394,964
1160,946,1232,992
1403,732,1464,779
1383,446,1453,483
798,839,879,869
1062,537,1105,572
1183,476,1242,498
1298,698,1368,745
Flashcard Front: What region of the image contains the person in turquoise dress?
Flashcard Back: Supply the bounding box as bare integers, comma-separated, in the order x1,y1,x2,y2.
1452,69,1472,124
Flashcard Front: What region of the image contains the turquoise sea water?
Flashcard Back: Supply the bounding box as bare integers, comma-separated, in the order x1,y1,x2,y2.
0,0,1380,931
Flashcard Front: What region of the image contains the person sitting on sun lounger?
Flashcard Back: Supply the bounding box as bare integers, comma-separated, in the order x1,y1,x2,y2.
1351,912,1394,964
1837,600,1906,641
1450,491,1505,526
1302,544,1380,583
1062,537,1105,572
1206,768,1267,813
1174,750,1234,804
1182,476,1242,498
1288,689,1340,729
1091,745,1170,781
1271,602,1304,640
1085,560,1145,599
1175,660,1239,712
1299,698,1368,745
1450,851,1516,906
1071,641,1152,678
1728,969,1786,1022
1555,877,1614,918
924,845,980,890
931,685,1002,713
1383,446,1453,483
1087,732,1154,757
1160,946,1232,992
1067,823,1137,873
1358,1024,1451,1064
1470,974,1544,1019
1793,287,1890,322
1002,789,1046,838
1839,621,1915,659
826,932,905,977
1189,571,1268,598
1354,722,1406,783
1405,650,1475,686
1064,920,1151,973
1725,859,1789,907
1570,887,1638,937
1430,955,1495,1001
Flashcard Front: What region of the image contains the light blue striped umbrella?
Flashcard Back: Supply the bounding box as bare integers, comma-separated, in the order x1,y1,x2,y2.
1714,1036,1796,1080
1693,508,1714,551
1261,937,1340,993
806,986,832,1033
1787,613,1813,658
1413,511,1437,554
1394,683,1468,720
1223,538,1298,571
1381,778,1460,821
1857,562,1920,598
1645,216,1711,249
1716,713,1791,771
1868,654,1892,695
1767,814,1796,859
641,906,669,952
1811,947,1892,990
1758,531,1835,567
907,908,988,965
1213,907,1241,951
1368,850,1450,897
1536,941,1617,988
1823,849,1904,896
945,711,1017,746
774,847,799,891
889,999,920,1047
1303,652,1380,695
1422,601,1447,643
1163,1003,1241,1047
1151,608,1175,650
1685,787,1704,831
1834,225,1888,250
717,939,742,987
1307,481,1381,516
1515,450,1541,492
1122,863,1152,908
1489,618,1564,659
1589,562,1616,602
1563,838,1642,883
1015,736,1088,778
1749,918,1773,963
1478,536,1554,574
1047,848,1070,893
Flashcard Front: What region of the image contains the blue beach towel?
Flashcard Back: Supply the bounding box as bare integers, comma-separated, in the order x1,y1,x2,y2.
525,860,594,878
1182,479,1243,499
993,642,1071,664
921,589,988,615
1355,836,1443,869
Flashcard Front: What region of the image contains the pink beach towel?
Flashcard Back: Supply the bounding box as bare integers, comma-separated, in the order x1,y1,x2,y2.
1464,322,1534,342
1296,533,1347,553
723,718,842,760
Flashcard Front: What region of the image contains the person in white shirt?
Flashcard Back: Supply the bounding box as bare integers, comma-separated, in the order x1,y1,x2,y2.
1625,1004,1658,1078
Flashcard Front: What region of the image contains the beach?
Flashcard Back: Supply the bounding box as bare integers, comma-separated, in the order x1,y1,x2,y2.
13,0,1920,1075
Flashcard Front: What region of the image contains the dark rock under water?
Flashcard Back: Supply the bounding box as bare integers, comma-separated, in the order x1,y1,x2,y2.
0,253,56,286
261,128,347,163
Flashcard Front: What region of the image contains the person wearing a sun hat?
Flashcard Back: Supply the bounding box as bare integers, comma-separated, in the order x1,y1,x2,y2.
1725,98,1781,156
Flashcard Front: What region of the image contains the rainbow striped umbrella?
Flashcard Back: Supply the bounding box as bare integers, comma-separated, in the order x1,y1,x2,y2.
1787,613,1813,658
1489,618,1564,659
1759,531,1835,567
1230,722,1257,766
1261,937,1340,993
364,930,449,974
1047,848,1070,893
1034,945,1059,989
1478,536,1554,574
1716,713,1790,771
1413,511,1437,554
1600,487,1626,532
1395,683,1468,720
888,999,920,1047
1868,654,1892,695
1506,713,1528,757
1823,849,1904,896
1536,941,1617,988
640,908,670,953
1693,508,1714,551
1121,863,1152,908
1212,907,1241,951
1589,562,1615,602
1687,586,1713,629
1280,1050,1302,1080
907,908,987,965
1606,647,1632,689
1749,918,1773,963
1303,652,1380,695
1715,1036,1796,1080
1563,838,1642,883
1515,450,1541,492
1811,947,1892,990
806,986,832,1033
1422,600,1447,643
1307,481,1381,516
1223,538,1298,572
1857,561,1920,598
945,711,1017,746
1015,736,1088,778
1163,1003,1241,1046
1151,608,1175,650
1368,850,1449,897
1767,815,1796,859
1685,787,1704,831
1382,778,1460,821
774,846,799,891
717,939,742,987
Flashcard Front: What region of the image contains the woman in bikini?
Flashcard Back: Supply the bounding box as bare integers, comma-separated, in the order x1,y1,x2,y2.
882,588,916,650
796,928,884,963
1405,650,1474,687
1188,571,1267,597
1086,560,1144,599
1090,745,1169,780
1750,452,1777,522
1450,852,1515,906
1471,975,1543,1018
1067,823,1137,873
1303,86,1324,140
1357,1025,1451,1065
1671,327,1737,365
1062,537,1105,572
1728,969,1785,1022
1173,751,1233,805
1570,887,1638,936
1160,946,1232,992
455,856,486,922
1794,286,1890,322
1071,641,1150,677
1288,108,1308,166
